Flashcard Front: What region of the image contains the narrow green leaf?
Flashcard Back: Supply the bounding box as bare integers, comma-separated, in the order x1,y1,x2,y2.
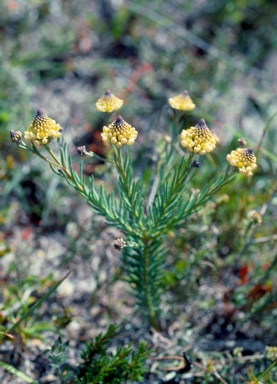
7,271,71,334
79,160,84,184
49,163,63,176
60,146,66,167
68,156,80,185
0,361,37,383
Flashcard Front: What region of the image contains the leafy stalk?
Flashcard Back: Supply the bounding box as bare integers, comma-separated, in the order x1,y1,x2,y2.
45,143,139,235
14,122,238,329
148,153,194,237
113,146,145,232
113,147,162,328
255,360,277,383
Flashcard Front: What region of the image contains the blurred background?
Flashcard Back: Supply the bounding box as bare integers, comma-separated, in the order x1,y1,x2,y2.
1,0,277,191
1,0,277,145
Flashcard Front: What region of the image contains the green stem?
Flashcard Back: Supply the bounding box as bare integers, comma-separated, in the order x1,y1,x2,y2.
255,360,277,383
142,237,159,329
113,147,160,328
30,145,63,170
45,146,84,191
17,142,64,172
256,110,277,163
87,151,115,165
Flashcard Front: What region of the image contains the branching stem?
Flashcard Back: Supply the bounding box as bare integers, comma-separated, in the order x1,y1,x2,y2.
45,146,84,191
114,147,145,232
150,153,194,236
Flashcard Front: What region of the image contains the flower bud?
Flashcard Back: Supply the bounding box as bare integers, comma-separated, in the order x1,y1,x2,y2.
191,160,200,168
10,130,22,143
113,238,126,251
77,146,88,156
238,138,247,147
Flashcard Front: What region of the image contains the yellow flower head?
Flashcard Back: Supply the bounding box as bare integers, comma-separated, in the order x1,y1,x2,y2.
24,109,61,146
168,90,195,111
96,90,124,112
226,148,257,176
101,116,138,148
180,118,217,155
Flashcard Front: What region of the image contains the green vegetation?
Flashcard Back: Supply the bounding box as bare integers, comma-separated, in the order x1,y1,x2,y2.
0,1,277,383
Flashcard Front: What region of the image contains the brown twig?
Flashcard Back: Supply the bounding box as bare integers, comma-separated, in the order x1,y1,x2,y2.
193,361,228,384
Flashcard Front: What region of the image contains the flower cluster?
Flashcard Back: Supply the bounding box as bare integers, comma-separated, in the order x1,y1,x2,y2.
180,118,217,155
96,90,123,112
101,116,138,147
168,90,195,111
14,89,258,179
226,148,257,176
24,109,61,146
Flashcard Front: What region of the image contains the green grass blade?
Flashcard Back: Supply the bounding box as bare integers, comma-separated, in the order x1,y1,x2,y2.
6,271,71,334
255,360,277,383
0,361,37,384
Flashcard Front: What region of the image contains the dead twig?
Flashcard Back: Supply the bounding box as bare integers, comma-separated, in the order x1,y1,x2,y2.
193,361,228,384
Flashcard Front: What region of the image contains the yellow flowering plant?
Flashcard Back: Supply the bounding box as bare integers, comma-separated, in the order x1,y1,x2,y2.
226,147,257,176
180,118,217,155
168,90,196,111
96,90,124,112
101,116,138,147
24,109,61,145
11,90,257,329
